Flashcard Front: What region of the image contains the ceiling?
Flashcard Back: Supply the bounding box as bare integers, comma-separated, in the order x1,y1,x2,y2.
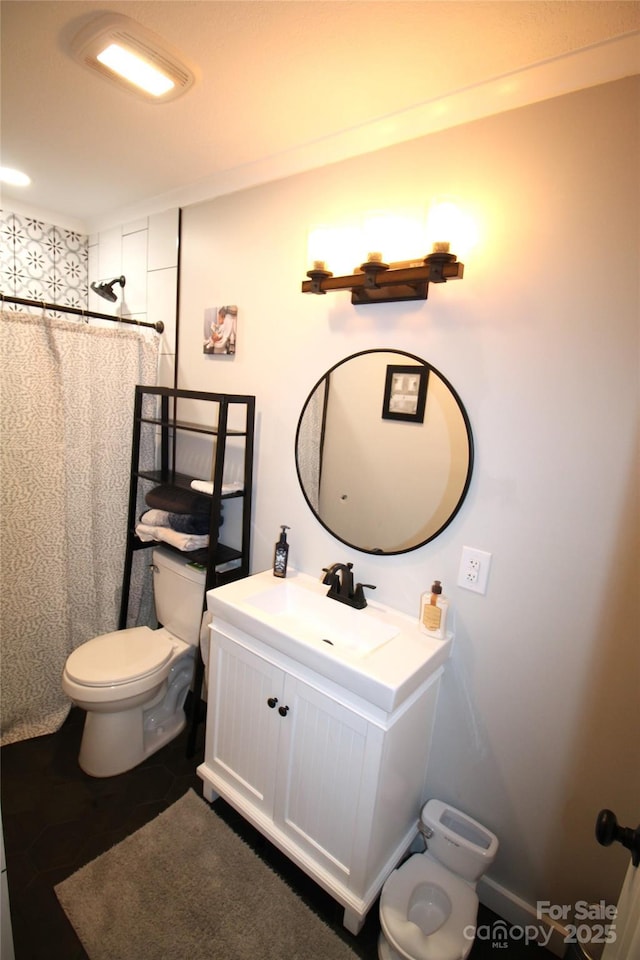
1,1,639,231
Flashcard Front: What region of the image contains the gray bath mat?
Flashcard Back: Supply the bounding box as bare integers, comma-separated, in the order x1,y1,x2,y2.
55,788,359,960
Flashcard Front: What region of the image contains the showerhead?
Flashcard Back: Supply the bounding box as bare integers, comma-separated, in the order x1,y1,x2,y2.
90,275,126,302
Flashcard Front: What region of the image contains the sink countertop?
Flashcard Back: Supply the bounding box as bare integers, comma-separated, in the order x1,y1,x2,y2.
206,569,452,713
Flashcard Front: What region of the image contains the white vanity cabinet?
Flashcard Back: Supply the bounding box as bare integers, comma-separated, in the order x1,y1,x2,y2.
198,621,444,934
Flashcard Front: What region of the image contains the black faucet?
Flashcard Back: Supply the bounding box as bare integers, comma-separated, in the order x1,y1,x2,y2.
321,562,376,610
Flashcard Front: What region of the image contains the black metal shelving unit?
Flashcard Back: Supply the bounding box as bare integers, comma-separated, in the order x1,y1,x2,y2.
118,385,255,754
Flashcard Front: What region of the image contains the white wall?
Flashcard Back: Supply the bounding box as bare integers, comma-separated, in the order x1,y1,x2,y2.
175,75,639,928
88,208,180,386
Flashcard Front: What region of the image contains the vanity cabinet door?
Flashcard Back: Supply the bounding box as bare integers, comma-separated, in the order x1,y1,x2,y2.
206,630,284,814
274,676,373,884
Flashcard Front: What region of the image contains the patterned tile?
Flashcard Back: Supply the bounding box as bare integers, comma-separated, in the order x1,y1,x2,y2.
0,209,88,308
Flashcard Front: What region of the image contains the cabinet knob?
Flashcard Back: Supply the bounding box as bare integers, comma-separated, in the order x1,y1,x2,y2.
267,697,278,709
278,705,290,717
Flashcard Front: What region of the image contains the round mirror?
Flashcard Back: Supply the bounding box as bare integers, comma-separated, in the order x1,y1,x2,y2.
295,349,473,555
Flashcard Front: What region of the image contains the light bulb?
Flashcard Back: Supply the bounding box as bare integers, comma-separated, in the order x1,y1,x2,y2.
425,199,478,257
361,212,388,264
361,210,426,264
307,226,334,272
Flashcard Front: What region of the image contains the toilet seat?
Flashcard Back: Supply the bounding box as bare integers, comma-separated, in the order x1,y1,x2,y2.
65,627,176,687
380,855,478,960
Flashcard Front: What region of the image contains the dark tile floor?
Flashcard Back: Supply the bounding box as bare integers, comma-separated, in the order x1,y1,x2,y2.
1,707,557,959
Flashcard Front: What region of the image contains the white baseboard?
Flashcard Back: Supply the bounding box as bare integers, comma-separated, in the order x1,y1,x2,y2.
478,875,569,958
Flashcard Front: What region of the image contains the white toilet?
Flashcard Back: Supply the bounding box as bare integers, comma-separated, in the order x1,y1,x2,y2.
378,799,498,960
62,546,205,777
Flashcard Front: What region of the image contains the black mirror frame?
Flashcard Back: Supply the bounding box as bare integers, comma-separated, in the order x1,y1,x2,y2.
294,348,474,555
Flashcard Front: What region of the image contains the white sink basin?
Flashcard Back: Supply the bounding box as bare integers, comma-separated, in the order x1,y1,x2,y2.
245,581,399,656
206,570,452,713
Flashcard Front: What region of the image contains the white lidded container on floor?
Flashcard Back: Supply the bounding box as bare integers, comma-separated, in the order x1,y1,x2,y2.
378,799,499,960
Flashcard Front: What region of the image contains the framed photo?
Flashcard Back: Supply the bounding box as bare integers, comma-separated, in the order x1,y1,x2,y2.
382,364,429,423
203,305,237,355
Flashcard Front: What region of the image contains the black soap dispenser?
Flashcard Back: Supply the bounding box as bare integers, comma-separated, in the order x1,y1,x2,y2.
273,525,290,578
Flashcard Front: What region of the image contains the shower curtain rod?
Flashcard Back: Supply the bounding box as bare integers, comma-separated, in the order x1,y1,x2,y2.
2,295,164,333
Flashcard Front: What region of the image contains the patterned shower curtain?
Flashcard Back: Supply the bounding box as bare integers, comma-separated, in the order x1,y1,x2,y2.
0,310,159,745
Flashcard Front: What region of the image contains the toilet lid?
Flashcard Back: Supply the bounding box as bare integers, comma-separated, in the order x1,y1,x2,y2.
65,627,175,686
381,855,478,960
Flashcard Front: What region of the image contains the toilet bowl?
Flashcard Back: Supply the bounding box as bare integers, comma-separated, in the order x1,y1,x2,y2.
62,547,205,777
378,800,498,960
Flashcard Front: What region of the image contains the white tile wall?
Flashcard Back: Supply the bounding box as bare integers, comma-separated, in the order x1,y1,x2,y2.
148,267,177,344
157,350,176,388
95,226,122,277
122,217,148,236
87,210,179,367
122,228,148,316
149,209,180,270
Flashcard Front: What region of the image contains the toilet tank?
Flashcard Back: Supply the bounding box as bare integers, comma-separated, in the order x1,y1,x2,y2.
152,547,206,646
421,799,499,882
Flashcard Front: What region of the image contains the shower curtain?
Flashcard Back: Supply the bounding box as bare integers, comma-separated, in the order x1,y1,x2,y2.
0,310,159,745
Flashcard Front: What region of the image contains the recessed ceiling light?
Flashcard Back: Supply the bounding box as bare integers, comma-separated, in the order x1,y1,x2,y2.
70,13,198,103
0,167,31,187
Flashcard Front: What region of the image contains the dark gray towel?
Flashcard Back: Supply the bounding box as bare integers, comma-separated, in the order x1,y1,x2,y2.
168,512,215,535
146,484,211,515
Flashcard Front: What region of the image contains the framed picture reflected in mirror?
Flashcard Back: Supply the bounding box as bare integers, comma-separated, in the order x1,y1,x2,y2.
382,364,429,423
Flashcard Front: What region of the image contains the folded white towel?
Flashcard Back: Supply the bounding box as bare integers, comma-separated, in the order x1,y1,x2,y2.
135,522,209,552
140,509,171,527
190,479,244,496
190,480,214,495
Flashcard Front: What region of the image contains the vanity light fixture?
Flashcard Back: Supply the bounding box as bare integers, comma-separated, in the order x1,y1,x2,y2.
302,248,464,305
70,13,198,103
302,201,464,304
91,275,126,303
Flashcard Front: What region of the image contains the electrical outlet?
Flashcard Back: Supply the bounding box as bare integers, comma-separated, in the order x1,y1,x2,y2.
457,546,492,594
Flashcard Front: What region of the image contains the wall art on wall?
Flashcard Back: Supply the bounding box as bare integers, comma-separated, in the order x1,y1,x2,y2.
203,305,237,355
382,364,429,423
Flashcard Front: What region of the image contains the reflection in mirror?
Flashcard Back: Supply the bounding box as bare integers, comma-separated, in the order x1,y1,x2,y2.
295,350,473,555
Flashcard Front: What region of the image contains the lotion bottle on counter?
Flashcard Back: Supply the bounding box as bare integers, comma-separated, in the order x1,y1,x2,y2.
420,580,449,639
273,525,290,578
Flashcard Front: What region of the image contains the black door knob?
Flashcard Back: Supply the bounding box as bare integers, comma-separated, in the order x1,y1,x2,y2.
596,809,640,867
278,705,289,717
267,697,278,709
